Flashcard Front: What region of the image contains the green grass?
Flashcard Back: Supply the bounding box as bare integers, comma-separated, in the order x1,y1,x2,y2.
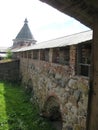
0,59,13,63
0,81,55,130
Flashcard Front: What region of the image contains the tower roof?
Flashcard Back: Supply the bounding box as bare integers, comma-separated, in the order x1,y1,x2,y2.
15,18,35,41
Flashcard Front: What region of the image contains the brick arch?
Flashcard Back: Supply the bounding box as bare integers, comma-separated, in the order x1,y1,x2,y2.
41,96,62,120
41,96,62,130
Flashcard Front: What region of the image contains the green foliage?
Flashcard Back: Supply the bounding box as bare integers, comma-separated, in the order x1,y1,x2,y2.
6,49,13,59
0,82,55,130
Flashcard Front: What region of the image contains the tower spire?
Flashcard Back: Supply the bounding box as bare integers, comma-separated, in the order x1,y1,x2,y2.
24,18,28,24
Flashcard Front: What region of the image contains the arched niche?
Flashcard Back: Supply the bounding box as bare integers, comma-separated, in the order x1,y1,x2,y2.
41,96,62,130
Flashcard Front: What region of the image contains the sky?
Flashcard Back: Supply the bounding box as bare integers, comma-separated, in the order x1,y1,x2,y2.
0,0,90,47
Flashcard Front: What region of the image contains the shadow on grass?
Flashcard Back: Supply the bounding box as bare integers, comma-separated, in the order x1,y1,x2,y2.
0,81,56,130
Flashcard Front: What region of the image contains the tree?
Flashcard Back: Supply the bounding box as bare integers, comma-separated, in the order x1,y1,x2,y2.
6,49,13,59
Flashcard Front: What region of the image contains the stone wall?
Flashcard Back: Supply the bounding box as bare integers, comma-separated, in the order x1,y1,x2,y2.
0,60,20,82
20,58,89,130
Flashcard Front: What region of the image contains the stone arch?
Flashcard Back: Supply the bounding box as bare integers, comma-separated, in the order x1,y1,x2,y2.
41,96,62,130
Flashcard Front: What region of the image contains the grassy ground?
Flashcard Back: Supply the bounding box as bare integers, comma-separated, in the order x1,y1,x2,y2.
0,59,13,63
0,81,55,130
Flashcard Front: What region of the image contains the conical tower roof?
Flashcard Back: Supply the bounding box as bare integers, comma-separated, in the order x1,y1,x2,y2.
15,18,35,41
12,19,36,48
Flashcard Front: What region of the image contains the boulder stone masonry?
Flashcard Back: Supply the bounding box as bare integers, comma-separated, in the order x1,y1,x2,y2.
20,58,89,130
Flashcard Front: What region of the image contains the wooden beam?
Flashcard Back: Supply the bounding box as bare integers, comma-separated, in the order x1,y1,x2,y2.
87,17,98,130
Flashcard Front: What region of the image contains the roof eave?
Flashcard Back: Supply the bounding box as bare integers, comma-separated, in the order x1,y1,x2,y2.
40,0,98,29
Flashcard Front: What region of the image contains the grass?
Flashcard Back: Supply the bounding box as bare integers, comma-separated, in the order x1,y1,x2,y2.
0,81,55,130
0,59,13,63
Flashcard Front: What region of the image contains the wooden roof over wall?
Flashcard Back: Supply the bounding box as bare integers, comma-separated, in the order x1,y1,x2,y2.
40,0,98,29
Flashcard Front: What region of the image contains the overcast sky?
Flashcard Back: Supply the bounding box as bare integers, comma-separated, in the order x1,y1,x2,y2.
0,0,90,47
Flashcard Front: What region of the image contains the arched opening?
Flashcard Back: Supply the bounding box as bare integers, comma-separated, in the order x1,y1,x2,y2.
41,96,62,130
